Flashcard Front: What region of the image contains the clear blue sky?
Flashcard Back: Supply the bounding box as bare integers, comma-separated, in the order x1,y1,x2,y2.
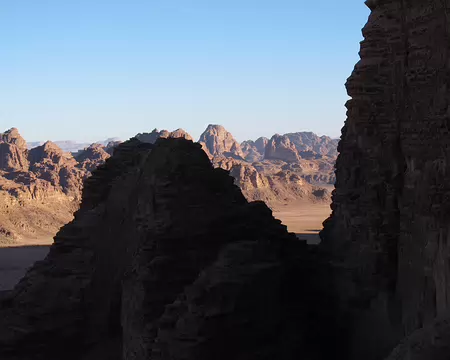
1,1,370,143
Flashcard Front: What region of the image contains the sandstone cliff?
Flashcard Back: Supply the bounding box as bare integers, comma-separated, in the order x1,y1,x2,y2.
0,128,29,172
198,124,245,160
320,0,450,359
0,138,336,360
0,125,335,244
284,132,338,158
264,134,300,162
75,143,111,174
213,157,330,206
0,130,86,243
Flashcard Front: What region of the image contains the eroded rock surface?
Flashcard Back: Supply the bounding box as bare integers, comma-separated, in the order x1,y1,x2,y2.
265,134,300,162
0,130,87,243
320,0,450,359
0,128,29,172
75,143,111,174
0,138,334,360
198,124,245,160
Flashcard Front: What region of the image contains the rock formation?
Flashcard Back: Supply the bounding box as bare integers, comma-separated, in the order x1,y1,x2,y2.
0,130,90,243
27,138,122,153
0,138,336,360
136,128,193,144
264,133,338,164
213,157,330,206
264,134,300,163
198,124,244,160
241,140,264,162
284,132,338,157
320,1,450,359
0,128,29,172
0,124,335,244
28,141,84,198
75,143,111,174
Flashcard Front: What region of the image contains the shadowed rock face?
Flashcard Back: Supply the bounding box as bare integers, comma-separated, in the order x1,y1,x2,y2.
136,128,193,144
321,1,450,359
0,138,335,360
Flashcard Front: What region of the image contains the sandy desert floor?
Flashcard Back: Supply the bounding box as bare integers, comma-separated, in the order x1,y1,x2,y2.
272,200,331,245
0,200,331,291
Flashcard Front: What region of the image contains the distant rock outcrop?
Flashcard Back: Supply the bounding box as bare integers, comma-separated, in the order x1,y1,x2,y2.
240,136,269,162
0,138,336,360
28,138,122,153
28,141,83,197
198,124,244,160
240,140,263,162
0,130,86,243
0,125,336,244
0,128,29,172
213,157,330,206
136,128,193,144
75,143,111,174
284,132,338,157
265,134,300,162
263,132,338,164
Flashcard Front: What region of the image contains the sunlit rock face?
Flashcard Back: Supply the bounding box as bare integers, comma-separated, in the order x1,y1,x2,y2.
321,0,450,359
198,124,245,160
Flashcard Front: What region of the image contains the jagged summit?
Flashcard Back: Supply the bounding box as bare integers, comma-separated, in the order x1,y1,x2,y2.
0,128,29,172
198,124,244,160
136,128,193,144
0,128,27,150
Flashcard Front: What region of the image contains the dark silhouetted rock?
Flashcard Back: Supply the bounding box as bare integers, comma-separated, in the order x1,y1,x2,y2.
0,138,336,360
320,1,450,359
136,128,193,144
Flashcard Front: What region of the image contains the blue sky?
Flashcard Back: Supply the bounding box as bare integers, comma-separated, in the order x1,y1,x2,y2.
1,1,370,143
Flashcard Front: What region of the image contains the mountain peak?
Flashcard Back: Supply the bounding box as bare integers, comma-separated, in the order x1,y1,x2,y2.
198,124,244,159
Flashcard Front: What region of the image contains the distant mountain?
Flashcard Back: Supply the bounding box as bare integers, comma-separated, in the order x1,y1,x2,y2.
27,137,122,153
135,128,192,144
198,124,245,160
0,125,337,244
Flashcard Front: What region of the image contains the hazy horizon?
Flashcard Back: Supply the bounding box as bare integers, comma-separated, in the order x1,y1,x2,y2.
2,1,370,143
21,124,340,145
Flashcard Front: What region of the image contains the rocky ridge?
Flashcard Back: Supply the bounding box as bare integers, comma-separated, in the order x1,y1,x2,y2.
198,125,335,205
0,125,335,244
0,138,337,360
0,129,123,244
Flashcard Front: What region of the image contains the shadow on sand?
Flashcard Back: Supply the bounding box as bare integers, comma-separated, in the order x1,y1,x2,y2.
295,233,321,245
0,245,50,291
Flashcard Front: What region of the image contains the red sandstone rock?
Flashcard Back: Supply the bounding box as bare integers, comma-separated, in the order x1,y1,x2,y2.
198,124,245,160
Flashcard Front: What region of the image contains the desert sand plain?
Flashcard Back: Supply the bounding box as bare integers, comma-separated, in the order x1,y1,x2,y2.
0,200,331,291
